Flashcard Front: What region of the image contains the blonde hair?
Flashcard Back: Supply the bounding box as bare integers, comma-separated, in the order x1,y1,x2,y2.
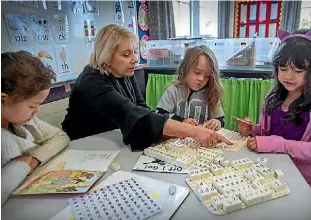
89,24,137,74
174,45,224,113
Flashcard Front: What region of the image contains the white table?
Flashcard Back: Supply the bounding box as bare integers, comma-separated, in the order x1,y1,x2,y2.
2,130,311,220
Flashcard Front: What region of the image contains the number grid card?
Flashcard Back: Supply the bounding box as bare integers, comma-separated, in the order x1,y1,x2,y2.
68,178,163,220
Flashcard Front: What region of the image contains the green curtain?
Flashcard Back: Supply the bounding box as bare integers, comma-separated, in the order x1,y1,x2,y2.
146,74,274,131
146,74,178,110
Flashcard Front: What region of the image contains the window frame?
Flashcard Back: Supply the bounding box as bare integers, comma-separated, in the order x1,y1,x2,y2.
173,0,218,38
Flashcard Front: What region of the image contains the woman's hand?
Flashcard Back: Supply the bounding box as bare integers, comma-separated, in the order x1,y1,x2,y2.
247,137,257,151
192,126,232,147
204,119,221,131
237,117,253,136
183,118,199,126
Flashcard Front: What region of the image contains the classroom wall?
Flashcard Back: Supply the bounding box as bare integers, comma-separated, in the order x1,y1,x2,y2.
1,1,137,127
1,1,135,76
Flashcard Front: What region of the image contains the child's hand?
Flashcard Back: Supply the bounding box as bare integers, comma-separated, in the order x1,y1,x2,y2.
30,157,40,172
14,155,32,170
204,119,221,131
237,117,253,136
247,137,257,151
193,126,232,147
15,155,39,172
183,118,199,126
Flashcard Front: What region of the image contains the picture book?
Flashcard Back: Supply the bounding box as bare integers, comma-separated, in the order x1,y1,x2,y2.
13,170,104,195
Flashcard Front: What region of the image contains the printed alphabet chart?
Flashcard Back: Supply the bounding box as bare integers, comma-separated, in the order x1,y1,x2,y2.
68,177,163,220
50,171,190,220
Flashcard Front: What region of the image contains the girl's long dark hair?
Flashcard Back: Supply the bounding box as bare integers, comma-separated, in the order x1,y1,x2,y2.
264,36,311,125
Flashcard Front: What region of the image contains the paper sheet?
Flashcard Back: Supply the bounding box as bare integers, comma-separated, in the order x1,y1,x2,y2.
48,149,120,172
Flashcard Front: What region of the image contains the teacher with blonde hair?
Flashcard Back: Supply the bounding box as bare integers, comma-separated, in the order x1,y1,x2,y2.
62,24,231,150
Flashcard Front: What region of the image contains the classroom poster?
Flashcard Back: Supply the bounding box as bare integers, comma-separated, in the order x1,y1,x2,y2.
32,0,40,8
52,14,70,44
83,0,99,14
47,0,62,10
83,20,96,46
4,13,33,46
54,45,72,75
114,1,124,24
71,0,84,13
29,14,52,44
133,155,188,173
42,0,48,9
34,46,58,73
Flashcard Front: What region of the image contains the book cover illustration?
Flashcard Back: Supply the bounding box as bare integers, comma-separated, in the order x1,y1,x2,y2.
14,170,103,195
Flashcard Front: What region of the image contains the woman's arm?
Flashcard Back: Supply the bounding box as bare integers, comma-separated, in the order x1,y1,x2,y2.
79,75,231,149
131,76,149,108
163,119,232,146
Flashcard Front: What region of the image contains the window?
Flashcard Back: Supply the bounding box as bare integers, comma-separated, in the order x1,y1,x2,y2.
299,0,311,29
199,1,218,37
173,0,191,37
173,0,218,38
234,1,282,38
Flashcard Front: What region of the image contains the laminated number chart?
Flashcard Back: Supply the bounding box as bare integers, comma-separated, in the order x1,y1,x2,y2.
68,178,163,220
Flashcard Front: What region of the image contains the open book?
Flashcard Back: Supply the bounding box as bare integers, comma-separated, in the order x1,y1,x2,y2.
13,170,104,195
46,149,120,172
13,149,120,195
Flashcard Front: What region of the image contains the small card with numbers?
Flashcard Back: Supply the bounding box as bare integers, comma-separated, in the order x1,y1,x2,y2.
68,178,163,220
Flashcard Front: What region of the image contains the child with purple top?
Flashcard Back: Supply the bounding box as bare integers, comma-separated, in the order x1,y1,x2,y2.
238,29,311,187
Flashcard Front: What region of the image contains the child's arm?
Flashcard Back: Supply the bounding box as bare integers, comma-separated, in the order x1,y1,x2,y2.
1,160,31,205
29,117,70,166
209,101,225,127
252,113,266,136
252,105,270,136
256,136,311,162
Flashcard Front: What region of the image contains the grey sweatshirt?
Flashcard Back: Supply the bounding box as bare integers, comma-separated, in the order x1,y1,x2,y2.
157,84,224,125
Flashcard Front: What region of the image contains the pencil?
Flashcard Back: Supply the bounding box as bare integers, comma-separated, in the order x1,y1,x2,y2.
232,116,252,126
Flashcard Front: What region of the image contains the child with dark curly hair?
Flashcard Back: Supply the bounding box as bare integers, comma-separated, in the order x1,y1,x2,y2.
1,51,70,205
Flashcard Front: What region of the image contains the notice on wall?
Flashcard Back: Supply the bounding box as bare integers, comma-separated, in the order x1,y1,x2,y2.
34,46,58,73
71,0,84,13
84,0,99,14
54,45,72,75
114,1,124,24
48,0,62,10
52,14,70,44
4,13,33,46
83,20,96,46
29,14,52,44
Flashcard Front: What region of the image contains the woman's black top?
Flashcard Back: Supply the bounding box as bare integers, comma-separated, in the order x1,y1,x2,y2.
62,65,168,150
